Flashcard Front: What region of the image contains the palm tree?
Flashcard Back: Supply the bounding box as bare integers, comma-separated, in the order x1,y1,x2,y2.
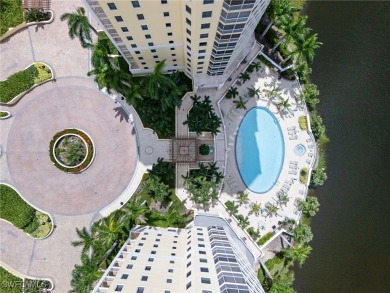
252,62,262,72
226,86,239,99
60,7,99,48
283,33,322,64
233,96,247,110
249,202,261,216
248,86,261,99
298,196,320,217
148,158,175,184
71,227,94,254
225,200,239,216
272,16,310,52
236,191,250,206
277,191,290,208
293,224,313,244
123,196,148,227
143,177,170,206
239,72,250,84
270,271,296,293
236,214,250,229
70,253,102,293
282,245,312,267
264,202,279,218
187,176,218,208
92,212,125,249
277,98,292,114
263,82,282,104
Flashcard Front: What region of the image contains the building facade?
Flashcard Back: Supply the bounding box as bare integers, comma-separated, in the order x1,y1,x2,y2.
93,223,264,292
84,0,270,89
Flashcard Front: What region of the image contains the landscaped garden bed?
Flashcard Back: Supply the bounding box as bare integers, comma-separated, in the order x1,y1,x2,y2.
298,115,308,130
0,111,11,119
0,184,52,239
0,0,24,37
0,62,52,104
49,129,95,174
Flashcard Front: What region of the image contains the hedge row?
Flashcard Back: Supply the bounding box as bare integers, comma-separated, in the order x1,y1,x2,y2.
49,129,94,174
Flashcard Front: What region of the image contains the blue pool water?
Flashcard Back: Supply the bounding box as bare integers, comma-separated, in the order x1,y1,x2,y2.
235,107,284,193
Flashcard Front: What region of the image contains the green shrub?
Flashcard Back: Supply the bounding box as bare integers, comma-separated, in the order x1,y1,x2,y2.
311,112,326,139
25,9,51,23
299,168,309,184
257,232,274,246
33,63,52,84
298,116,307,130
0,66,37,103
265,255,284,271
0,0,24,36
310,168,327,187
0,184,35,229
0,111,9,118
199,144,210,155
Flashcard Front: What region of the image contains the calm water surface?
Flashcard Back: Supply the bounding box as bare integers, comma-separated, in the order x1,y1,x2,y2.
294,1,390,292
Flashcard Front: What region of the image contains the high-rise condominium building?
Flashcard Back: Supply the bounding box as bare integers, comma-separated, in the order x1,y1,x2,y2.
84,0,270,89
92,223,264,292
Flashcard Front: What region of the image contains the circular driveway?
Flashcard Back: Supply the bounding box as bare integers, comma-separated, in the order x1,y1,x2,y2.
7,82,138,215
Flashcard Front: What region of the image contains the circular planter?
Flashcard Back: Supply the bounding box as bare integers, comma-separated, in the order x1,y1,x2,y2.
0,110,11,119
49,129,95,174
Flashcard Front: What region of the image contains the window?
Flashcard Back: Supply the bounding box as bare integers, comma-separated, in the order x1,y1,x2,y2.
131,1,140,7
164,12,169,17
141,62,146,65
198,243,205,247
173,59,177,62
200,258,207,263
166,279,172,283
168,268,174,273
172,53,176,56
136,288,144,293
199,49,206,53
151,250,157,254
201,23,210,29
202,11,212,18
121,274,129,279
186,29,191,35
115,16,123,22
135,51,140,54
164,291,171,293
187,52,191,57
186,18,191,25
170,48,175,51
187,253,191,259
121,27,129,32
148,42,154,46
141,237,146,240
151,49,156,53
173,240,177,243
115,285,123,292
157,234,162,236
187,271,191,277
187,261,191,267
201,277,211,284
135,249,141,253
138,242,144,246
186,282,192,289
186,38,191,44
200,267,209,272
127,36,133,40
197,71,202,74
141,25,148,30
173,64,177,66
186,5,191,14
144,232,149,235
161,0,167,4
202,291,212,293
144,67,149,69
137,14,144,20
203,0,214,3
186,45,191,51
166,23,172,28
169,40,174,44
200,33,208,38
187,240,191,245
197,233,203,236
145,34,151,39
153,244,158,247
138,57,144,60
172,246,177,249
199,250,206,254
145,266,151,271
107,3,117,10
148,258,154,262
199,43,207,47
141,276,148,281
127,264,133,269
167,32,173,36
170,260,175,264
131,256,137,260
171,252,176,256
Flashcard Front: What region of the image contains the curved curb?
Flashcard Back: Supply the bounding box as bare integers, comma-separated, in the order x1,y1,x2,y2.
0,10,54,43
0,182,55,240
0,110,11,119
0,261,54,291
0,62,55,107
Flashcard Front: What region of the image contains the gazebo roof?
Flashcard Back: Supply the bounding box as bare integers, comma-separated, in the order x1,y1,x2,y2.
170,136,198,163
22,0,51,10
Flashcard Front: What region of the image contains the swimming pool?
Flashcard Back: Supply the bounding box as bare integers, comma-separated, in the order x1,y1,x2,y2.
235,107,284,193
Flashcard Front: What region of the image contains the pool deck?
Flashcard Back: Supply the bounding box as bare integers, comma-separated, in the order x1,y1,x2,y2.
219,66,316,235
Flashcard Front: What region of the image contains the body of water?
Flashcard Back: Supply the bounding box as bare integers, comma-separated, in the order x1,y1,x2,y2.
294,1,390,292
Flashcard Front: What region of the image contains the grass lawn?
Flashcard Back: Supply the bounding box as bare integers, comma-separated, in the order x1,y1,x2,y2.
0,184,52,238
0,0,24,37
0,266,23,293
0,63,52,103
